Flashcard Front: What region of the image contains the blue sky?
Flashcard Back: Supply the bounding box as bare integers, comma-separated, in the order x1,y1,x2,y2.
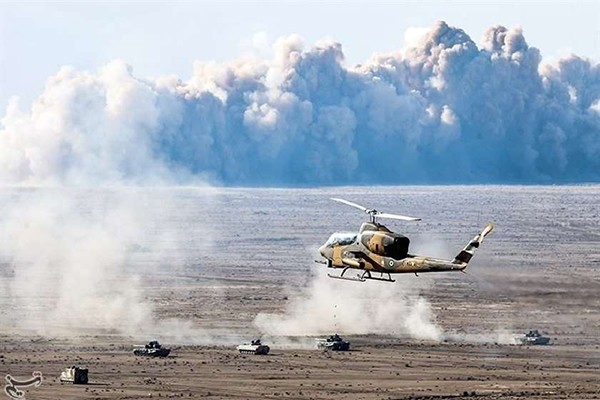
1,1,599,112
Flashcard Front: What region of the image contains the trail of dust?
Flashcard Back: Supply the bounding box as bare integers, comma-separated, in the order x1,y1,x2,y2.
261,335,320,350
443,328,519,345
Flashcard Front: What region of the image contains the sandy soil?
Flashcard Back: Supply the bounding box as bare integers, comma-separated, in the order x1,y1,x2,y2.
1,335,599,399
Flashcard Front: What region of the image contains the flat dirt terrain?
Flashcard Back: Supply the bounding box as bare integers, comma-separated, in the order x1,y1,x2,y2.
2,338,599,399
1,186,599,399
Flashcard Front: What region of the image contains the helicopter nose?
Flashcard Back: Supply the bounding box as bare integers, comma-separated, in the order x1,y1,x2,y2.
319,245,332,259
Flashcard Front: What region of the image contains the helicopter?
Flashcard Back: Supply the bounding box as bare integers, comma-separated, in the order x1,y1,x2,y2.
316,198,494,282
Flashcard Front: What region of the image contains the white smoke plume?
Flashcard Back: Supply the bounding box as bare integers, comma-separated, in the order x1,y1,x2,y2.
253,268,442,341
1,21,598,186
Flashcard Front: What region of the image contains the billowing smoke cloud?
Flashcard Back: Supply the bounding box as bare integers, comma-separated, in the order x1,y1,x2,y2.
1,21,598,185
254,268,442,341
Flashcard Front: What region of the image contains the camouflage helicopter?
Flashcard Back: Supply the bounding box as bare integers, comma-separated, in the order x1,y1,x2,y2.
317,198,494,282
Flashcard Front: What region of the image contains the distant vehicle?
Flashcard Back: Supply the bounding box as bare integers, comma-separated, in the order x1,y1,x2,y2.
517,330,551,345
315,334,350,351
133,341,171,357
317,198,493,282
237,339,270,355
59,366,88,384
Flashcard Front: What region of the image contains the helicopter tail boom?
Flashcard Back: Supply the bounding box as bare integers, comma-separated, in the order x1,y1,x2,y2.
452,222,494,267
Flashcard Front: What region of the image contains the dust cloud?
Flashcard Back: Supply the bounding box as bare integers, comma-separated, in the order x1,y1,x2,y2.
0,187,214,340
253,267,442,341
443,329,519,345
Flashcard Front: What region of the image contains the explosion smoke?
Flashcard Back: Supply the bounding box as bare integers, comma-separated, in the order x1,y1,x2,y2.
1,22,598,186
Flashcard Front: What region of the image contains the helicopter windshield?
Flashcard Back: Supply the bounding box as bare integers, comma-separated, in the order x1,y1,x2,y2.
324,232,357,247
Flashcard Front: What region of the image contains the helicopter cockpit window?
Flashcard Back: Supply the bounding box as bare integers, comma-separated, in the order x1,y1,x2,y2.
324,232,357,247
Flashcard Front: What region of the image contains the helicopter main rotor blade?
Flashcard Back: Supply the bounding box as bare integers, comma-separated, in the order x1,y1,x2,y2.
376,212,421,222
331,197,421,222
330,198,369,212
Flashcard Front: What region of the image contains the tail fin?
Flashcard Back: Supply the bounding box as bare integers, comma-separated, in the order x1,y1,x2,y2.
452,222,494,267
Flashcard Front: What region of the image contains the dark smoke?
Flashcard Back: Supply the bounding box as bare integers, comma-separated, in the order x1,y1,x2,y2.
1,21,598,185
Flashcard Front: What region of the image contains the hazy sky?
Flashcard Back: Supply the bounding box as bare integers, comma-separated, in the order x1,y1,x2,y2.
0,1,599,112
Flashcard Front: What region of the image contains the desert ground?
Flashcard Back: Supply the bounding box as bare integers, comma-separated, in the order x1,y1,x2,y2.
1,186,599,399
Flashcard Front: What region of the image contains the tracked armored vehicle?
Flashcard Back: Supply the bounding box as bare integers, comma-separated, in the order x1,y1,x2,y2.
237,339,270,355
316,334,350,351
517,330,551,345
133,341,171,357
59,366,88,384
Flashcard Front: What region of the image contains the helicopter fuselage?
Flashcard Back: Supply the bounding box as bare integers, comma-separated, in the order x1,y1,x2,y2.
318,222,466,275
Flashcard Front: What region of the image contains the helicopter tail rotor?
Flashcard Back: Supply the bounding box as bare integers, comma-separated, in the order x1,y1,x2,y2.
452,222,494,267
330,198,420,222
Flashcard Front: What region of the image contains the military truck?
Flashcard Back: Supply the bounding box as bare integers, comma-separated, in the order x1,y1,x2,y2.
236,339,270,355
315,334,350,351
59,366,88,384
133,341,171,357
517,330,551,345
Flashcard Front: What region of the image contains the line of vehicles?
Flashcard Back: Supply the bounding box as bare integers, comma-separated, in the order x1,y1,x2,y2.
59,329,551,384
53,333,555,390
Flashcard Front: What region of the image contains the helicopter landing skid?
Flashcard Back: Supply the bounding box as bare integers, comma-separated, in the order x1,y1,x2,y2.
327,267,366,282
364,272,396,282
327,268,395,283
361,270,396,282
327,273,367,282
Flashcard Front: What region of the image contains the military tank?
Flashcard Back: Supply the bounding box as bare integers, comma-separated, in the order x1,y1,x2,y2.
517,330,551,345
236,339,270,355
59,366,88,384
133,341,171,357
315,334,350,351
